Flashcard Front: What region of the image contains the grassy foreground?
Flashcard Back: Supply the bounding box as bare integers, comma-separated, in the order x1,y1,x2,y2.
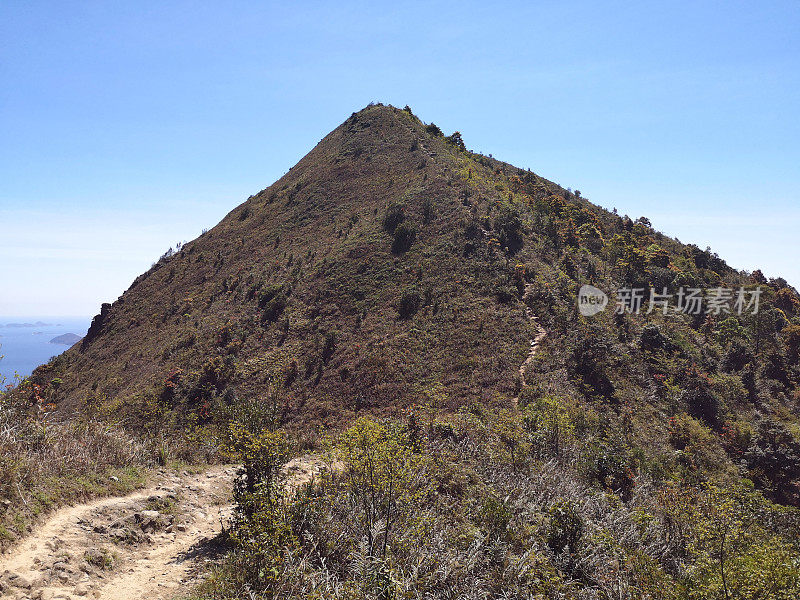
189,408,800,600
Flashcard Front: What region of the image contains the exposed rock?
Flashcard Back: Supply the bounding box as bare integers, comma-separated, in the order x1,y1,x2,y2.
0,464,246,600
83,548,113,571
82,303,111,348
5,570,33,589
134,510,166,533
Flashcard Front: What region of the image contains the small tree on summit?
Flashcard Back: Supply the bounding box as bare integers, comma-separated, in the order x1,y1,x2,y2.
425,122,443,137
445,131,466,151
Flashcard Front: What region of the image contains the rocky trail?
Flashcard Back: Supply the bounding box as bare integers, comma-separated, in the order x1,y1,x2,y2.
513,283,547,407
0,457,324,600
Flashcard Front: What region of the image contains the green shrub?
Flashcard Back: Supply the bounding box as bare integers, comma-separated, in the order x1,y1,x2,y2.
262,293,287,323
717,317,750,347
227,422,289,497
425,122,443,137
478,495,511,538
391,222,417,254
445,131,466,151
84,547,115,570
494,201,524,253
744,419,800,504
783,324,800,362
382,201,406,234
522,396,575,458
576,223,604,253
321,331,337,363
640,324,673,351
647,244,670,268
225,423,296,594
585,437,636,500
199,356,235,392
547,501,583,555
337,417,424,559
422,197,434,224
684,484,800,599
722,339,753,372
566,332,616,401
775,288,800,315
668,413,728,475
258,284,284,308
398,289,421,319
495,284,516,304
683,379,721,429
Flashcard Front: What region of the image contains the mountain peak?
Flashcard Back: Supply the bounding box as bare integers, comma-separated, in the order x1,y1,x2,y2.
35,104,520,428
20,106,800,481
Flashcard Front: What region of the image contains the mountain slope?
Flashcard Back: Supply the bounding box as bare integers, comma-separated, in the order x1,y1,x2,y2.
6,103,800,597
20,103,800,501
34,105,538,430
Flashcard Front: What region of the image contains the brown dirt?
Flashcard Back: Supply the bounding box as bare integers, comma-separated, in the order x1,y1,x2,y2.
0,457,324,600
512,283,547,407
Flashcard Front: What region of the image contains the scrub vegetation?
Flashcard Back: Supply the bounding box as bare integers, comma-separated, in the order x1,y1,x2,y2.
3,104,800,597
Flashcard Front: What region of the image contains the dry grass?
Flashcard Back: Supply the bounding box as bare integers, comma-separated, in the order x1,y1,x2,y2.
192,411,800,599
0,393,149,548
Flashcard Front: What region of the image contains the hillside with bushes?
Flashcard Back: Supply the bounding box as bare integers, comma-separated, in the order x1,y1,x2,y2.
3,104,800,597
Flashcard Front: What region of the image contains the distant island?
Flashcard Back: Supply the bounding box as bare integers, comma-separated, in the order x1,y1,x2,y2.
5,321,55,328
49,333,82,346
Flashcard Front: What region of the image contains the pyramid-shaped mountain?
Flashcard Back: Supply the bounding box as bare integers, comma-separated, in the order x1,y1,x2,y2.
29,104,800,475
36,105,555,430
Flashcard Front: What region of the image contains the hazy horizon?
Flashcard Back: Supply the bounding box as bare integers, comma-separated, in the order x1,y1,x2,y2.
0,315,91,383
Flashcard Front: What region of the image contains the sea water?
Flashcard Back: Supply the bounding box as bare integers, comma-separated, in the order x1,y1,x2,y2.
0,316,91,385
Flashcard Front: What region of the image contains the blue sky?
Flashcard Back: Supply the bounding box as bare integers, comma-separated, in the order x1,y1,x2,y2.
1,1,798,316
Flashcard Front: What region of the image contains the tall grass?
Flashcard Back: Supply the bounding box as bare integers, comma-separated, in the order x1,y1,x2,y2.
0,386,149,547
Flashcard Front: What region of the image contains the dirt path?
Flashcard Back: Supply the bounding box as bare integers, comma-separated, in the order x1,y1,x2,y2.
513,283,547,407
0,457,324,600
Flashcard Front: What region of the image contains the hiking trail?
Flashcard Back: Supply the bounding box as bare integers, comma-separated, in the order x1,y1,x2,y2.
0,457,324,600
512,283,547,407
